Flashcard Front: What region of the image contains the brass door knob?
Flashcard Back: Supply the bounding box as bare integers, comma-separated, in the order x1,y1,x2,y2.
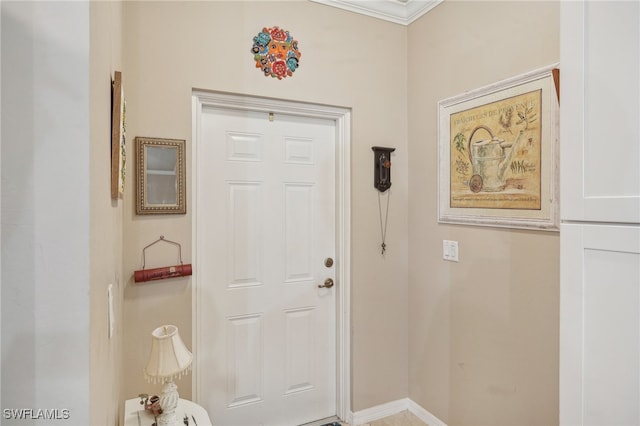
318,278,334,288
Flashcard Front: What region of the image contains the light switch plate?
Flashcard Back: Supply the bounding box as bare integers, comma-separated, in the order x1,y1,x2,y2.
443,240,459,262
108,284,114,339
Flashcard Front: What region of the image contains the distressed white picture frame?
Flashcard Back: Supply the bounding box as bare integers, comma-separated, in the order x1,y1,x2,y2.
438,65,559,231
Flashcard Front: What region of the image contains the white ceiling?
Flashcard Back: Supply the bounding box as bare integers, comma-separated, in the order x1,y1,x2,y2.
308,0,443,25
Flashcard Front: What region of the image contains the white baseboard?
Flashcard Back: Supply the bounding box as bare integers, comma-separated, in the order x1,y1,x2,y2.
407,399,447,426
350,399,407,425
349,398,447,426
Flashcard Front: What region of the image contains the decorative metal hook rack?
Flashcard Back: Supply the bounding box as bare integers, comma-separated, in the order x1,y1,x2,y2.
133,235,192,283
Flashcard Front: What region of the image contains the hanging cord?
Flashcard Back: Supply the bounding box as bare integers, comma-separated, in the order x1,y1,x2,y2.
377,190,391,255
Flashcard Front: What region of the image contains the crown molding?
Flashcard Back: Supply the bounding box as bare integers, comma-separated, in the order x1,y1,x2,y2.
309,0,442,25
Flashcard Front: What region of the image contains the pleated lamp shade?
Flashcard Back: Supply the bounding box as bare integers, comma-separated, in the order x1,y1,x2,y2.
144,325,193,384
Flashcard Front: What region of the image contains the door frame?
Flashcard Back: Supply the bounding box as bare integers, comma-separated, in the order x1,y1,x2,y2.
191,90,352,421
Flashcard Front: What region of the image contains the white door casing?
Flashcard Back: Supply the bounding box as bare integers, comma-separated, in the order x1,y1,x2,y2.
192,92,351,425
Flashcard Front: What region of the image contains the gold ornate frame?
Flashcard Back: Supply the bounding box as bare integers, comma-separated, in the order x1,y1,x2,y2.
135,137,186,215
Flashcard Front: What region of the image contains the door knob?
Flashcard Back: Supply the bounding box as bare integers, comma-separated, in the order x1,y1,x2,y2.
318,278,334,289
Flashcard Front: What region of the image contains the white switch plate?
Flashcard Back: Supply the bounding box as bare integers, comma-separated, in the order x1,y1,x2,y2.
443,240,459,262
108,284,114,339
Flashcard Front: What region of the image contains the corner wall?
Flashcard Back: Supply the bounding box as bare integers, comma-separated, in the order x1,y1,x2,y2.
90,2,124,425
407,2,560,425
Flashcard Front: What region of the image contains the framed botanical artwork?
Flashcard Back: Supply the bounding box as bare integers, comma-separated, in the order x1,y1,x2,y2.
111,71,126,200
438,65,560,231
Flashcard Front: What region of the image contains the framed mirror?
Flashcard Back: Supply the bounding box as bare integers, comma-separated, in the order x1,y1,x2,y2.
135,137,186,215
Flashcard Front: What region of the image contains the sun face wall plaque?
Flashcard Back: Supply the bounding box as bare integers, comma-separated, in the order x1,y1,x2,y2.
251,26,301,80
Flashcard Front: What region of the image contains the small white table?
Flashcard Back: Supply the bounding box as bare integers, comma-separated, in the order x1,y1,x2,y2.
124,398,212,426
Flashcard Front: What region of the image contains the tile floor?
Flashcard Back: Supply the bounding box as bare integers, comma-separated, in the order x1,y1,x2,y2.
354,410,427,426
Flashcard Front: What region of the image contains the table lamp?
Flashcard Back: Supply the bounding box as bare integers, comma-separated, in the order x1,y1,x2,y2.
144,325,193,426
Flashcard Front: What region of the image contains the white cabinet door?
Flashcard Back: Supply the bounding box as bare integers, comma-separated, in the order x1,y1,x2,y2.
560,1,640,224
561,3,640,425
560,224,640,426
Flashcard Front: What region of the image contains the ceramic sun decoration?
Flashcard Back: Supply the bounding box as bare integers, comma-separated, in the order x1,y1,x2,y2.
251,26,301,79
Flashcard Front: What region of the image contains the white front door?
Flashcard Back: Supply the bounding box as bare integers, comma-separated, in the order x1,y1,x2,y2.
195,104,337,426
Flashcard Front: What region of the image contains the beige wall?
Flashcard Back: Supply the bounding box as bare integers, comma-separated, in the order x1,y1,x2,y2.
407,2,560,425
90,2,124,425
121,1,409,411
116,1,561,422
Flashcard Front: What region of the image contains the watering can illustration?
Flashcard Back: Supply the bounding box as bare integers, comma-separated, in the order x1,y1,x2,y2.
467,125,525,192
